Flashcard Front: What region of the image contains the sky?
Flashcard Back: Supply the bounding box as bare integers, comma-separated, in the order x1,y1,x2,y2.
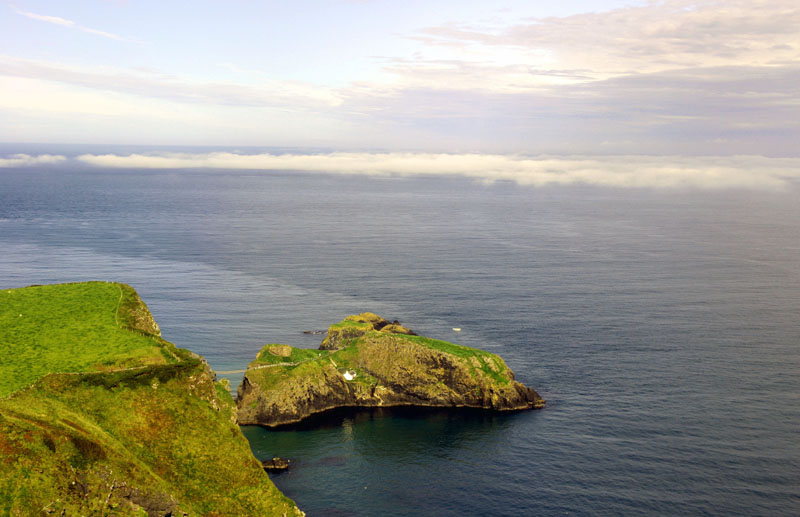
1,0,797,152
1,1,799,188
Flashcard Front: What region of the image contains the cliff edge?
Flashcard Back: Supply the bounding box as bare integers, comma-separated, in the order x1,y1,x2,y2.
237,313,544,427
0,282,301,517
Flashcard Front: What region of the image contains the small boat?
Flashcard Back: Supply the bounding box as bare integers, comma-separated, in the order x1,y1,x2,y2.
452,327,462,332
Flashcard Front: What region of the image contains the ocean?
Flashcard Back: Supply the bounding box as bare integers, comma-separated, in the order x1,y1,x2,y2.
1,153,798,515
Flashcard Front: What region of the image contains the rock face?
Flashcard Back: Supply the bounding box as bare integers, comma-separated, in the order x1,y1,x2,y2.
237,314,544,427
262,457,291,471
319,312,415,350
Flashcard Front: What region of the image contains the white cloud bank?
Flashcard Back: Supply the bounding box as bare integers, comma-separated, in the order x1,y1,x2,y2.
409,0,800,88
75,152,800,190
0,154,66,167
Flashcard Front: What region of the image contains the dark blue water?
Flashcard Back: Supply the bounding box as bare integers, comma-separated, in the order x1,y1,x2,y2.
1,162,799,515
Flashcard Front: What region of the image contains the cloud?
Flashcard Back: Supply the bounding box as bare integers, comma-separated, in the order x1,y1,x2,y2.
335,62,800,155
332,0,800,152
13,8,127,41
0,153,66,167
75,152,800,190
3,0,798,154
411,0,800,82
0,55,343,110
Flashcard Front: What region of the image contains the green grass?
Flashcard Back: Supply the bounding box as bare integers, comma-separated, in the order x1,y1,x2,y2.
250,329,512,388
394,334,479,357
248,329,512,392
246,358,323,391
247,341,375,391
381,333,511,385
0,282,171,398
329,320,372,329
252,344,324,366
0,360,297,515
328,340,379,386
0,282,300,515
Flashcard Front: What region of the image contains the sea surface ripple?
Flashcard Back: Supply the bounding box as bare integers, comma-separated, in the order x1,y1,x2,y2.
1,164,798,515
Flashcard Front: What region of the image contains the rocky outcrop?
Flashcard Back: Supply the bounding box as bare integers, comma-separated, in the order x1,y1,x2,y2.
237,314,544,427
320,312,416,350
262,458,291,471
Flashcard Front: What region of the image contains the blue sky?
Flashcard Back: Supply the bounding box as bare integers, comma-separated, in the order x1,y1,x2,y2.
1,0,799,158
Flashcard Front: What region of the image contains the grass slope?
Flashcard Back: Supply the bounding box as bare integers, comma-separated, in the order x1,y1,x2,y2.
0,282,173,397
250,330,511,387
250,345,324,366
0,282,301,516
399,334,511,385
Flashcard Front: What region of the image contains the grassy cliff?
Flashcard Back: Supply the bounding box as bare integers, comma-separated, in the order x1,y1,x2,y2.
237,313,544,427
0,282,173,397
0,282,301,516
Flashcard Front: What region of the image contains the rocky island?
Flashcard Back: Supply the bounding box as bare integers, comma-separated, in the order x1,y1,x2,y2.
237,312,544,427
0,282,301,516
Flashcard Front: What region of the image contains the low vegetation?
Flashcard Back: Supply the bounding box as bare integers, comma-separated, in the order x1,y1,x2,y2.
251,344,325,366
250,330,511,388
328,319,372,330
399,334,512,385
0,282,301,516
0,282,174,397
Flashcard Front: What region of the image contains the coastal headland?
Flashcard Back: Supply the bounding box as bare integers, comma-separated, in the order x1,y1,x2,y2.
0,282,301,516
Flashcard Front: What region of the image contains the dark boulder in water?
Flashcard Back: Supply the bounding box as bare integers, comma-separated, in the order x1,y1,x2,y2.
262,457,291,471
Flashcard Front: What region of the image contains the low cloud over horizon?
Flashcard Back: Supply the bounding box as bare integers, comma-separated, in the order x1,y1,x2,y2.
5,151,799,191
0,153,66,168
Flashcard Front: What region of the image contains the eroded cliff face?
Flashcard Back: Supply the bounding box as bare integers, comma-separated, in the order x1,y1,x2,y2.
116,283,162,337
237,314,544,427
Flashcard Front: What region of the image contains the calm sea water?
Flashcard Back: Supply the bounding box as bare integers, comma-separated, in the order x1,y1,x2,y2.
1,156,799,515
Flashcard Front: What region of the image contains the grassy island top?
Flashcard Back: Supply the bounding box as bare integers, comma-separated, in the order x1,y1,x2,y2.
327,319,372,329
251,344,323,366
246,315,514,392
0,282,177,398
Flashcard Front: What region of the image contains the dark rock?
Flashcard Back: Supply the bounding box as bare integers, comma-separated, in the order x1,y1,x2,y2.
262,457,291,471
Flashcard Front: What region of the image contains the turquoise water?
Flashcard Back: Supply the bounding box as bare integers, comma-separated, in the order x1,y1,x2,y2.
1,159,799,515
